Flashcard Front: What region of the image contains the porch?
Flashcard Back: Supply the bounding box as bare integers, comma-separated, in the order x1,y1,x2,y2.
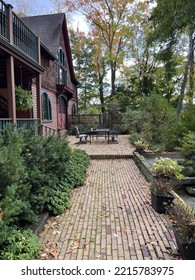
0,0,43,128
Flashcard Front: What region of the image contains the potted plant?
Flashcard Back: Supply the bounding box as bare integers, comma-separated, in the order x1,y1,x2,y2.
15,86,33,111
150,157,184,213
134,140,148,154
167,200,195,260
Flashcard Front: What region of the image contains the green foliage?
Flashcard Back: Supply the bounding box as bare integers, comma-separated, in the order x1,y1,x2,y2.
0,222,41,260
1,184,36,226
151,157,184,180
129,133,142,145
168,201,195,242
65,149,90,187
177,132,195,160
121,94,178,151
134,140,149,151
0,125,90,259
121,109,143,134
46,181,71,216
15,86,33,111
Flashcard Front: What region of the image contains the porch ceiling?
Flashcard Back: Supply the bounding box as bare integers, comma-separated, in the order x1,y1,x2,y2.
0,53,37,88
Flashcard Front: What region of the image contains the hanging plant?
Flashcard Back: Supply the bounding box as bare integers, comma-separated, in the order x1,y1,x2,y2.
15,86,33,111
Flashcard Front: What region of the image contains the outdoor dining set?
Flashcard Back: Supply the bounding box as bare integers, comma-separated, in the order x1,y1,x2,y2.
75,126,118,144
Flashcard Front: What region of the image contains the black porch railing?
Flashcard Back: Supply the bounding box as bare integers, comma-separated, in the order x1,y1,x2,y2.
0,0,8,38
0,119,60,138
13,14,38,61
0,0,38,61
0,118,39,134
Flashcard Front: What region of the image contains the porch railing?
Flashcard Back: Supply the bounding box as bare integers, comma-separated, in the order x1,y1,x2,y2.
40,124,60,137
0,118,12,131
0,119,61,138
0,118,39,134
0,0,8,39
13,13,38,61
0,0,38,61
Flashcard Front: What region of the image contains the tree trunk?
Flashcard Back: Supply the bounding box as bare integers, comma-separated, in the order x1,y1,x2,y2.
177,27,194,115
99,77,105,113
110,61,116,96
189,29,195,103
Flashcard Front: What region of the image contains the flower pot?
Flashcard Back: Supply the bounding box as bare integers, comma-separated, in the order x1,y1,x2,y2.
151,190,174,214
173,228,195,260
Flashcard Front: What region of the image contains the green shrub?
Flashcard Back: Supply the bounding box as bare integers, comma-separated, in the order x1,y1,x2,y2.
0,126,90,221
0,221,40,260
177,132,195,160
46,181,72,215
0,183,36,226
64,149,90,187
121,94,178,150
129,133,142,144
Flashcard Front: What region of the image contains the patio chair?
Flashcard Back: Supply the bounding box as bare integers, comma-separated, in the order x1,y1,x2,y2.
109,129,119,144
74,126,89,144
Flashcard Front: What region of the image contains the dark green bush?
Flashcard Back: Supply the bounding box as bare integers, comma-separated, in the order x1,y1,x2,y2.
0,125,90,259
0,221,40,260
129,133,142,144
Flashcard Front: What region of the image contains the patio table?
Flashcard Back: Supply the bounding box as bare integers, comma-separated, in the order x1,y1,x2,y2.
88,128,110,144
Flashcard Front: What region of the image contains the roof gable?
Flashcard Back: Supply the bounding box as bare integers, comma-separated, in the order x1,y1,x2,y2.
21,13,79,85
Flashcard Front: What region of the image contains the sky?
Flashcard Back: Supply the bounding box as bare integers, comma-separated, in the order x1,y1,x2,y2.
8,0,88,32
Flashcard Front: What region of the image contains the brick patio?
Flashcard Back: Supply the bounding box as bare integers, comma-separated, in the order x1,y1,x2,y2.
38,135,180,260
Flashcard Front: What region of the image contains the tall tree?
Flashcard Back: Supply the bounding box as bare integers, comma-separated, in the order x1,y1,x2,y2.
69,28,108,113
149,0,195,114
65,0,138,97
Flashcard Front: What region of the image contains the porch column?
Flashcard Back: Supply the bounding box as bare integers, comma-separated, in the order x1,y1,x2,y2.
36,73,42,125
7,4,13,44
6,55,16,125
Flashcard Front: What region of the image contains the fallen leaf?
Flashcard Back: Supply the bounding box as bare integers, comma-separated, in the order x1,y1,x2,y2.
53,230,61,235
96,255,101,260
122,227,127,234
49,248,58,257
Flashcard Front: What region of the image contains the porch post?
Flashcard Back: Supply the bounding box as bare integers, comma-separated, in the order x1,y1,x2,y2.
7,4,13,44
36,73,42,125
6,55,16,125
36,37,42,133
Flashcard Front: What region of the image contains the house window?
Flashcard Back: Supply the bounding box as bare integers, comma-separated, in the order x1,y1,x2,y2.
58,48,67,85
72,103,77,116
42,92,52,121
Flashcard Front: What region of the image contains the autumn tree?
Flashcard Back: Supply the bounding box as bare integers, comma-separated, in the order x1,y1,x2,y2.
65,0,140,98
69,28,108,113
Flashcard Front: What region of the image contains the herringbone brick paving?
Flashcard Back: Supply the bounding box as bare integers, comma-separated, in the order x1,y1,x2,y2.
38,135,179,260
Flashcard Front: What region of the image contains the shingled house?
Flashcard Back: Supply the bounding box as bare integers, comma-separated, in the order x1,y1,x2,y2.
0,0,78,135
22,13,79,135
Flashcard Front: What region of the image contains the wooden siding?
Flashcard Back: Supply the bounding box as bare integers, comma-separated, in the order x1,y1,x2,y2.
41,56,57,91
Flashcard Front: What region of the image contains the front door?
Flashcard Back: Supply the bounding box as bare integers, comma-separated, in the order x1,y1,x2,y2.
58,96,66,130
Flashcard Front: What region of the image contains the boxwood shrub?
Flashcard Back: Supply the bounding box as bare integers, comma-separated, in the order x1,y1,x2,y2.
0,125,90,259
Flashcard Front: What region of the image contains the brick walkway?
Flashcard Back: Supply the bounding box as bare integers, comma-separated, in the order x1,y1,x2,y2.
38,135,179,260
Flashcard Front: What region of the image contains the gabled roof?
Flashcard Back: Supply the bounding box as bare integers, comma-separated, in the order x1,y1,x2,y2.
21,14,79,85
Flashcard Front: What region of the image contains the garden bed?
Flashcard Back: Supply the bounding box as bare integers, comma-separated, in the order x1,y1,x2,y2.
133,151,195,209
133,151,195,185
